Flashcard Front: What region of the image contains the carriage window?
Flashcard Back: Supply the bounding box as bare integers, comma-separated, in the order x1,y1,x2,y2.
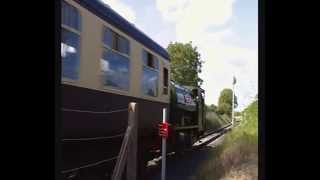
103,27,130,56
62,1,81,31
103,28,112,48
61,1,81,80
153,56,159,70
142,50,148,66
141,49,159,97
142,50,159,70
141,68,158,97
61,29,80,80
118,36,130,55
101,27,130,91
100,50,129,91
147,53,153,67
163,68,169,95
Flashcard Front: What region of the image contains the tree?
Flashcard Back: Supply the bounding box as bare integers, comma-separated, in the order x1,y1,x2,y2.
167,42,203,87
216,88,238,116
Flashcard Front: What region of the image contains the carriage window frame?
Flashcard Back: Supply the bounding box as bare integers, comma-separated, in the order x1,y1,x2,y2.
142,50,159,70
61,1,82,82
103,27,130,57
163,67,169,95
101,26,131,92
141,49,159,97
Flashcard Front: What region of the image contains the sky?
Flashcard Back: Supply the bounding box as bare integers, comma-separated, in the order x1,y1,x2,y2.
100,0,258,111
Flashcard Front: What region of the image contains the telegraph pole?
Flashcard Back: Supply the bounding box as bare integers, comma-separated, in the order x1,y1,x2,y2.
232,76,236,127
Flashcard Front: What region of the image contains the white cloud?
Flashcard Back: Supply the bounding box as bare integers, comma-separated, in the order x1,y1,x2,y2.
156,0,191,23
97,0,257,110
156,0,234,26
100,59,110,72
100,0,136,23
61,43,77,58
200,44,258,110
156,0,257,110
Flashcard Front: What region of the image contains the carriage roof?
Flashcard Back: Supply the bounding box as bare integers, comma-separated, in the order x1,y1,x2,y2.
74,0,170,61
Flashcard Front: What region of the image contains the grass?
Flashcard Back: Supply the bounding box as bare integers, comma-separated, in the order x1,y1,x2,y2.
196,100,258,180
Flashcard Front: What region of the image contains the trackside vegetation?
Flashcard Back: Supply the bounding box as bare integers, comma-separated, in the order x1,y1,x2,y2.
196,99,258,180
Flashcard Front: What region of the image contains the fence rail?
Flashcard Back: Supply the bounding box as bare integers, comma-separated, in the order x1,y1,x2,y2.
61,134,124,142
61,156,118,174
61,107,128,142
61,108,128,114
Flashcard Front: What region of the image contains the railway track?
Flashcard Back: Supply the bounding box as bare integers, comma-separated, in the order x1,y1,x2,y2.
146,122,236,180
193,123,232,149
148,122,234,166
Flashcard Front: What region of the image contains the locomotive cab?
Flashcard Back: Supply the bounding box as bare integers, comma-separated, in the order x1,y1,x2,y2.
169,81,206,149
170,81,205,127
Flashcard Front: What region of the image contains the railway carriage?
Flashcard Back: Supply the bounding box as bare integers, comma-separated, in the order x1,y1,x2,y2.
61,0,170,178
60,0,206,179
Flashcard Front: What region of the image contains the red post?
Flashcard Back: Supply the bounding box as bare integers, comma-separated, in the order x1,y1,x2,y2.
160,108,167,180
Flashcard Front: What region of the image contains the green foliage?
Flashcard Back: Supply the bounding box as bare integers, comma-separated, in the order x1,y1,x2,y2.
216,103,231,115
240,100,258,137
167,41,203,86
216,88,238,116
222,99,258,149
197,99,258,180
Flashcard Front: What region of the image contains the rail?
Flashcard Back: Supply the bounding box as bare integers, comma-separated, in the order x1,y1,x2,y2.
201,123,232,139
216,113,231,124
203,114,242,139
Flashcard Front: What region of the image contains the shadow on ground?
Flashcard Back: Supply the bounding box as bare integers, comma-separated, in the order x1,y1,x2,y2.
146,144,219,180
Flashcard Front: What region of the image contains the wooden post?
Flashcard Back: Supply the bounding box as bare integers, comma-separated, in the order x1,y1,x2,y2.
112,102,138,180
127,103,138,180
